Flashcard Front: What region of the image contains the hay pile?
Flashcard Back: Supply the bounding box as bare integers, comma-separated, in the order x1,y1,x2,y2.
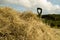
0,7,60,40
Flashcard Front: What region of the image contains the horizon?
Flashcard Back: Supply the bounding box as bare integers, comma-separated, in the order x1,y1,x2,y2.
0,0,60,14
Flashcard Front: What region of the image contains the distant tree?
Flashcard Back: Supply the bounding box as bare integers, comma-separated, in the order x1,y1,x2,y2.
37,8,42,18
57,24,60,28
50,23,55,28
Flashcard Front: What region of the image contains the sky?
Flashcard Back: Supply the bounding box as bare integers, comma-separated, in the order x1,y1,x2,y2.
0,0,60,14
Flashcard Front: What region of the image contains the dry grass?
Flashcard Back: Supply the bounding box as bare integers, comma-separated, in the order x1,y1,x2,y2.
0,7,60,40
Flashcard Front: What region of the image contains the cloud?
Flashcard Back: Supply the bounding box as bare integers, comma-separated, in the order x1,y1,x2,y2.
0,0,6,4
0,0,60,14
5,0,31,8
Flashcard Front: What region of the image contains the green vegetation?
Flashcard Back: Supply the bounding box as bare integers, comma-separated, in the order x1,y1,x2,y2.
42,14,60,28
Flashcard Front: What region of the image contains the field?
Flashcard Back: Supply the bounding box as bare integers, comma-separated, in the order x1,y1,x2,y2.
0,7,60,40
